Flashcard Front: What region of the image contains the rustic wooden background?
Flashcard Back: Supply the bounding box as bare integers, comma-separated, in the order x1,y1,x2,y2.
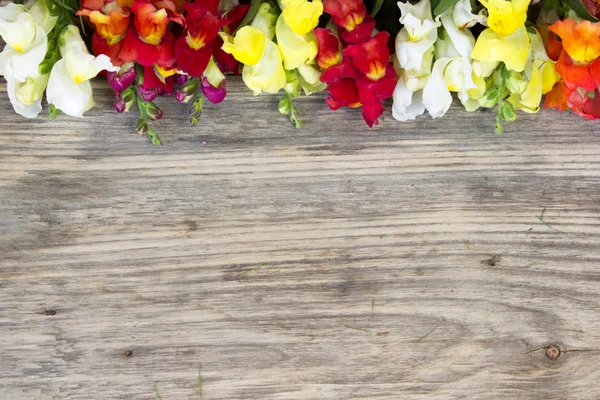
1,79,599,400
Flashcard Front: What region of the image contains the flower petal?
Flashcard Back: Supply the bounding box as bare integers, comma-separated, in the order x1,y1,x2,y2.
392,77,426,121
47,59,94,118
241,39,286,95
423,58,453,118
275,14,318,70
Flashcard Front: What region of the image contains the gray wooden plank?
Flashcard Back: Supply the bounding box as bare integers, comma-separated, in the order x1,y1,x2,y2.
0,79,600,400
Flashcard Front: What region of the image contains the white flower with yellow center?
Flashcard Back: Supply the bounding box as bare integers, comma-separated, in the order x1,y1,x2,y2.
422,0,485,117
395,0,439,71
0,3,50,82
47,25,119,118
3,61,48,118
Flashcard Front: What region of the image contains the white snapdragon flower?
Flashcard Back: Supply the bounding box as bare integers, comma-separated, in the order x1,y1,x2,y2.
47,25,119,117
395,0,439,71
0,1,56,117
394,0,487,121
0,3,50,82
393,0,439,121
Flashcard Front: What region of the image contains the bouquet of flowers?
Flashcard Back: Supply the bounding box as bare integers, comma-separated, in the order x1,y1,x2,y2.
1,0,598,144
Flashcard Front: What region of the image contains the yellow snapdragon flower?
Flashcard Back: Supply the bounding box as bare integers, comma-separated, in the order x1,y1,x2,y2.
472,25,530,72
281,0,323,36
275,15,318,70
479,0,529,36
220,27,286,95
220,26,266,66
507,30,561,113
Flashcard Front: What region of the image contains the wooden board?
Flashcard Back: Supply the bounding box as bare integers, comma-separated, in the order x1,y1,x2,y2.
1,79,600,400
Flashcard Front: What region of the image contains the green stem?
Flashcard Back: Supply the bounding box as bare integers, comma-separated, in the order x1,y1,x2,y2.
494,63,509,134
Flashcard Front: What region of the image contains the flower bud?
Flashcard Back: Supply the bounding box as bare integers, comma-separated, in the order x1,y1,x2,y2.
501,102,517,121
278,95,292,115
175,73,189,86
113,86,136,113
137,85,157,102
136,118,149,136
121,86,136,102
478,85,499,107
297,64,322,86
201,77,227,104
181,78,199,96
506,71,527,94
108,66,136,93
175,90,195,103
146,103,163,120
113,97,126,113
283,70,301,98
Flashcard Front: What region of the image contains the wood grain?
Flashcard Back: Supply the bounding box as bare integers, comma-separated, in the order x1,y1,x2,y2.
1,79,600,400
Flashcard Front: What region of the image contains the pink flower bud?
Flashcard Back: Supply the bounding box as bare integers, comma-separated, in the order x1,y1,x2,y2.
108,67,136,93
137,85,157,102
175,74,189,86
201,77,227,104
113,97,126,113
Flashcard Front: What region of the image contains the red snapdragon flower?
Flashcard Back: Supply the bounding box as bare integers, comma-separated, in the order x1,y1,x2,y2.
343,32,390,81
120,27,176,66
323,0,374,44
174,1,229,78
314,28,342,70
323,0,366,31
316,7,396,128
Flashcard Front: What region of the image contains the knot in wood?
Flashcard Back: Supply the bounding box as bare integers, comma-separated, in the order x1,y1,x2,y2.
545,345,561,361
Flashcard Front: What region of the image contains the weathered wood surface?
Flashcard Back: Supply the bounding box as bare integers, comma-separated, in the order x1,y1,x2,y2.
1,79,600,400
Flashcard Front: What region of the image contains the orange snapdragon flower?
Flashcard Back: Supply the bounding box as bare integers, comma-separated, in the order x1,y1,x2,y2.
78,7,130,44
131,1,170,45
549,19,600,64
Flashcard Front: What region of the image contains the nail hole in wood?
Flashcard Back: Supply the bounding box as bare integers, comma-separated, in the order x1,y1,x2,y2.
482,255,501,267
123,350,133,357
545,345,561,361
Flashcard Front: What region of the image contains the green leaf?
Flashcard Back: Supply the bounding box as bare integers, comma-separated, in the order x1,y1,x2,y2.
49,104,60,121
147,129,162,146
370,0,385,17
49,0,77,13
278,95,292,115
234,0,262,34
562,0,599,21
433,0,459,16
501,102,517,122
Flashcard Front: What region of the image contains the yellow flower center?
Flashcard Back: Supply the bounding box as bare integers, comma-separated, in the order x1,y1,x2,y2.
186,33,206,50
366,63,386,81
